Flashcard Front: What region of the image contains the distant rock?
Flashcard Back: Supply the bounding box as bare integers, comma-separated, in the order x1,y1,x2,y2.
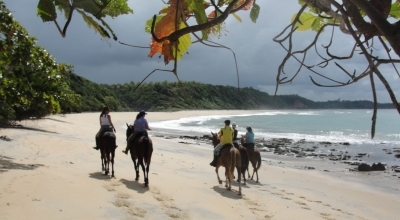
358,163,386,171
371,163,386,171
358,163,372,171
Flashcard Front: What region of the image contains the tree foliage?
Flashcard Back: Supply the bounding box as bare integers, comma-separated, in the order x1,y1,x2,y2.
0,1,79,123
36,0,133,39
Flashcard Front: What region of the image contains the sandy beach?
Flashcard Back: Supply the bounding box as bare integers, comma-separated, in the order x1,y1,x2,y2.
0,111,399,220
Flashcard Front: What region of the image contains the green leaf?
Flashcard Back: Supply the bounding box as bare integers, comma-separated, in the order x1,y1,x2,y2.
187,0,208,40
311,16,325,32
291,12,318,32
250,1,260,23
76,9,110,39
37,0,57,22
232,12,242,23
390,2,400,19
172,22,192,61
99,18,118,41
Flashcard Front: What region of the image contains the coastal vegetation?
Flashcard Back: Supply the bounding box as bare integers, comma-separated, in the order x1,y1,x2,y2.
64,70,394,113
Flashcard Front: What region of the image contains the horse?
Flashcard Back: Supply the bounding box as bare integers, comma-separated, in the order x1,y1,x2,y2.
240,136,262,182
98,131,117,178
233,142,249,185
213,135,249,185
211,132,242,195
126,123,153,187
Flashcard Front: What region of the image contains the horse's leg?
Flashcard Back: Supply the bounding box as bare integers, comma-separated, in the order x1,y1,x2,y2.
144,153,152,187
111,150,115,178
215,165,222,184
225,167,229,189
251,165,256,181
144,163,150,187
106,151,110,176
138,157,147,187
100,149,105,172
130,154,139,181
236,162,242,195
225,167,231,190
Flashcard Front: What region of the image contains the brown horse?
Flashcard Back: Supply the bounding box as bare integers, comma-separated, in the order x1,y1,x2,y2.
241,136,262,182
211,132,242,195
126,124,153,187
99,131,117,178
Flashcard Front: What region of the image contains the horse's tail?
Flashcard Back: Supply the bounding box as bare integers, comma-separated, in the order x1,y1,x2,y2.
240,147,249,173
143,136,149,158
256,151,262,171
229,147,236,183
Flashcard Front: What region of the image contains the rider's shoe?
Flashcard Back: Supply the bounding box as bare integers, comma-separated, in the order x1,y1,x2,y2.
209,155,218,167
122,149,128,155
93,146,100,150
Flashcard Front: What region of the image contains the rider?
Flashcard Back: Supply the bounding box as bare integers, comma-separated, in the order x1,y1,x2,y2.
94,106,116,150
242,125,255,149
122,110,151,154
210,120,234,167
232,122,239,148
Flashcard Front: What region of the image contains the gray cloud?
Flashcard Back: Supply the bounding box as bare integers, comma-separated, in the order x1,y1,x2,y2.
3,0,399,103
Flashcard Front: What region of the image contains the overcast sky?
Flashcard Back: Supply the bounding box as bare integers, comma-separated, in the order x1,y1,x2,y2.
3,0,400,103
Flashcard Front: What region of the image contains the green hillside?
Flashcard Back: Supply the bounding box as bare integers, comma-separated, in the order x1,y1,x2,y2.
65,71,395,112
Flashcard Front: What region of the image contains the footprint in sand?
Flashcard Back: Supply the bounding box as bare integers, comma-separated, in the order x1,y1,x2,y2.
295,201,307,206
319,212,337,220
113,198,147,218
103,180,122,192
150,187,187,219
116,192,131,199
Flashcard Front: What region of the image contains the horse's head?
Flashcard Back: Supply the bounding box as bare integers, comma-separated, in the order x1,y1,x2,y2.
211,132,220,148
240,135,245,145
126,123,134,140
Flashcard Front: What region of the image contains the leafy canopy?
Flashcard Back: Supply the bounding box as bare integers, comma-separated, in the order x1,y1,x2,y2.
0,1,80,121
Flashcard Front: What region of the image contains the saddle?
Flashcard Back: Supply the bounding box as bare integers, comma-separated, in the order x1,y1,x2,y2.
133,132,148,142
243,143,254,149
220,143,233,153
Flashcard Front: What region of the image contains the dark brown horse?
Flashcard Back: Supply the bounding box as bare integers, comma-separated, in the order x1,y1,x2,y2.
233,142,249,185
126,124,153,187
211,132,242,195
99,131,117,178
240,136,262,182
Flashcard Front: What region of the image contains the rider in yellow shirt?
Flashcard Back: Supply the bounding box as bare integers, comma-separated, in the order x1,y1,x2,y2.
210,120,234,167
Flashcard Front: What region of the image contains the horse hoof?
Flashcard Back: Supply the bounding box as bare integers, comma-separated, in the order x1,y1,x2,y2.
238,192,242,196
218,180,222,184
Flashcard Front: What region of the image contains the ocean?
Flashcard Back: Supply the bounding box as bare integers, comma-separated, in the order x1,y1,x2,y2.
150,109,400,166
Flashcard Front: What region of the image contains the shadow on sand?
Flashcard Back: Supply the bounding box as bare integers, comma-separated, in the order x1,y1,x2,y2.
44,117,71,124
0,155,44,173
88,172,113,181
10,126,58,134
244,179,263,186
119,178,150,193
212,184,242,199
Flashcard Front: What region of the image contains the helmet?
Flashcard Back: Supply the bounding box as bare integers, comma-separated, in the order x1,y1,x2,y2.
232,122,237,127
